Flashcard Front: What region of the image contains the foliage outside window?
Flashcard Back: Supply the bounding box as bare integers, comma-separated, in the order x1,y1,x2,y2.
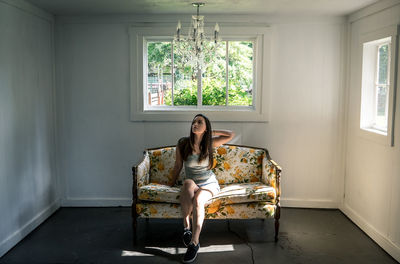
146,40,254,108
374,43,390,131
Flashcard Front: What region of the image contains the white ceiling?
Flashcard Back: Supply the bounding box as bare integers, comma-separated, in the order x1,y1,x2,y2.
25,0,380,16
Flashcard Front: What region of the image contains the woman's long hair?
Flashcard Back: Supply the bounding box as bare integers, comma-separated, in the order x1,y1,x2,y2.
178,114,213,169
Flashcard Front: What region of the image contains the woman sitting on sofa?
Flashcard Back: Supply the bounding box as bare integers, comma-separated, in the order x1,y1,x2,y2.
170,113,234,263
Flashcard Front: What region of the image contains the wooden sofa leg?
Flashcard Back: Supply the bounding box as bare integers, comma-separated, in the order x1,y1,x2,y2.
133,216,137,246
274,206,281,242
132,203,138,246
274,218,279,242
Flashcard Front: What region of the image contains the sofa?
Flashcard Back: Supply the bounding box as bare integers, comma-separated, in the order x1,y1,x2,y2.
132,144,282,243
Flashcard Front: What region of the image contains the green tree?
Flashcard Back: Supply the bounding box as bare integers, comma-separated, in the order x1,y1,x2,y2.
147,40,253,106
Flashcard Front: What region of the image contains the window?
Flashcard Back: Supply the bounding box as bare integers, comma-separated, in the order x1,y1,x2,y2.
359,25,398,146
130,25,270,122
146,40,254,108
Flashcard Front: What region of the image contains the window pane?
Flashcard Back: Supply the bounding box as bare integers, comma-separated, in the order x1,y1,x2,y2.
202,41,227,106
378,44,389,85
172,41,197,106
228,41,253,106
147,42,172,106
375,85,388,130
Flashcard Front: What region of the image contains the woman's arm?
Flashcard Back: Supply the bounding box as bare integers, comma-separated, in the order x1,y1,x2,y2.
169,142,183,186
212,129,235,148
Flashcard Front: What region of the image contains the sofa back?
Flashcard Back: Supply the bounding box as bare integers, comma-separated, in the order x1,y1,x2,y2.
147,145,266,185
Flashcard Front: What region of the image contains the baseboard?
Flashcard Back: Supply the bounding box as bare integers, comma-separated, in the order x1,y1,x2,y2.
340,203,400,262
281,198,338,209
0,199,60,258
61,197,132,207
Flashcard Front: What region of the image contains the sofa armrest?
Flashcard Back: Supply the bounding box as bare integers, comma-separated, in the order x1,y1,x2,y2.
132,151,150,201
261,153,282,200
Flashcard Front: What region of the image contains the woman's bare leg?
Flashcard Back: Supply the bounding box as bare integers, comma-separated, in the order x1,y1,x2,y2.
180,179,199,229
191,189,213,245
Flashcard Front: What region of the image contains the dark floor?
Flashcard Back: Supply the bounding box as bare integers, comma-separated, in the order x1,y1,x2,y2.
0,207,398,264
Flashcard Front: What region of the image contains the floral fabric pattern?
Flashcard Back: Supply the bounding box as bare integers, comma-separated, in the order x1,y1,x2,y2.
138,183,181,203
134,144,281,221
137,182,276,204
148,148,185,186
212,146,265,184
147,145,266,186
136,153,150,188
136,202,276,219
262,156,279,196
210,183,276,204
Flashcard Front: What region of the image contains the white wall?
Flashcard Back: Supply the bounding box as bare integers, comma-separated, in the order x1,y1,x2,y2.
0,0,58,258
55,15,346,208
341,0,400,262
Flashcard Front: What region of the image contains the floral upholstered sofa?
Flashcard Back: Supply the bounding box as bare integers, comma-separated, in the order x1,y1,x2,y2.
132,144,282,242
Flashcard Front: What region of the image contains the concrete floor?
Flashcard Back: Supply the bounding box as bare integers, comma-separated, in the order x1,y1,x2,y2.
0,207,397,264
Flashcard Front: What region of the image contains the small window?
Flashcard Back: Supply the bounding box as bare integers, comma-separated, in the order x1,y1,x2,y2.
360,37,391,134
359,25,398,146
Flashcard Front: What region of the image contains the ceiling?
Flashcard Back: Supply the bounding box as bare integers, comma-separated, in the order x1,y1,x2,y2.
25,0,380,16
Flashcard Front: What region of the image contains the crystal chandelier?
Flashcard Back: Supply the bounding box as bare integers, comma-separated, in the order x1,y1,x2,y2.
174,2,220,73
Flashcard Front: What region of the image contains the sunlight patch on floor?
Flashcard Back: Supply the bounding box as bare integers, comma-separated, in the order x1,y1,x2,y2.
121,244,235,256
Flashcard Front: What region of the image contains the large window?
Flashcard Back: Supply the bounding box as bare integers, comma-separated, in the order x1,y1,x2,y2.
146,40,253,108
359,25,398,146
130,26,270,122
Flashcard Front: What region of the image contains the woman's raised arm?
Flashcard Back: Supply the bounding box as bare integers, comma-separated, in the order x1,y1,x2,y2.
212,129,235,148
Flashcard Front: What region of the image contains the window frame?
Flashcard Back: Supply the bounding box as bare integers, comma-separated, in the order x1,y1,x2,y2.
129,24,270,122
359,25,399,146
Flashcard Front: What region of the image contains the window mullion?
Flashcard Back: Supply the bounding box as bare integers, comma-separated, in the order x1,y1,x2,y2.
226,41,229,106
171,42,174,106
197,67,202,107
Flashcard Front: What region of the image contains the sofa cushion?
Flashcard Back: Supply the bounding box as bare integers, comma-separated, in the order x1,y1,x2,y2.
138,182,275,205
136,202,276,219
212,146,266,184
212,182,276,204
138,183,181,203
148,148,185,186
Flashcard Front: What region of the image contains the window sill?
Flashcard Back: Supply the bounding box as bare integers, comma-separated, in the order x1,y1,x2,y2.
131,109,268,122
358,127,393,146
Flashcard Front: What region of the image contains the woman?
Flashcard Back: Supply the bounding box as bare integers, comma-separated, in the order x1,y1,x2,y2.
170,114,235,263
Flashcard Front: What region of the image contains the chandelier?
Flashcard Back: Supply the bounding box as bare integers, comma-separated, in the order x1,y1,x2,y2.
174,2,220,72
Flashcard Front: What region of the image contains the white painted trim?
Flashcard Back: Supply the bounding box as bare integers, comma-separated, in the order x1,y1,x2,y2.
54,22,68,203
0,200,60,258
0,0,54,22
62,198,132,207
340,203,400,262
336,20,350,208
281,198,338,209
349,0,400,24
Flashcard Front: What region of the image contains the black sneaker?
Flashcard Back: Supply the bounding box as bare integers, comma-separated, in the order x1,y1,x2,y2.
182,229,192,247
182,242,200,263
